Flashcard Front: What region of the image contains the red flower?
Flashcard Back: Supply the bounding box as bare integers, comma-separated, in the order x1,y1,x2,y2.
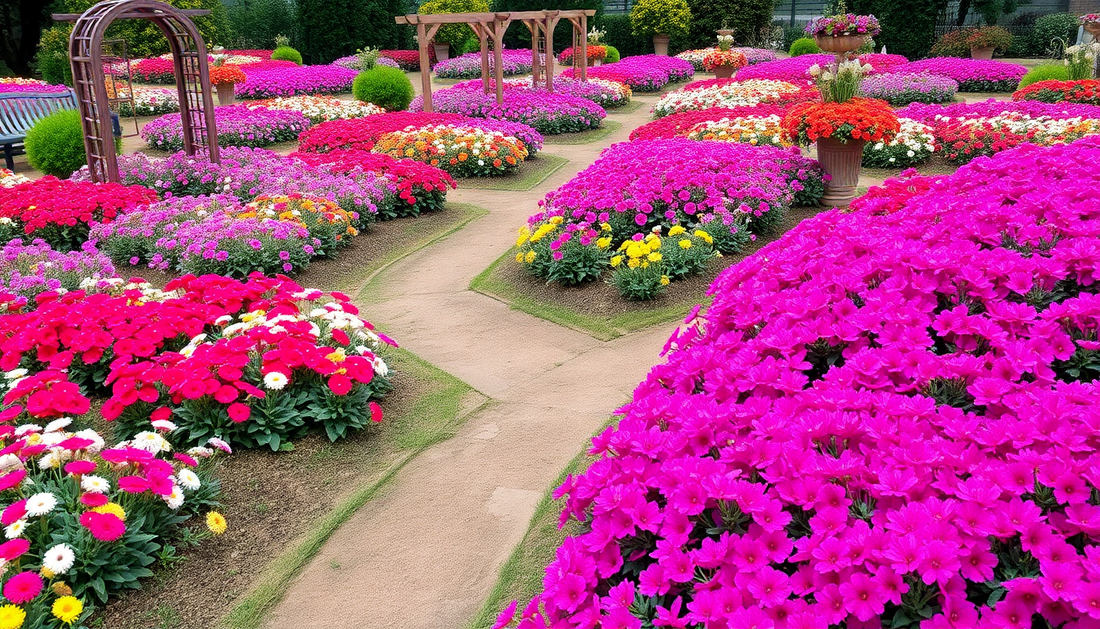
781,98,900,145
80,511,126,541
370,401,383,423
0,538,28,561
227,402,251,423
64,460,97,475
2,571,42,603
80,492,109,507
0,500,25,526
328,374,352,396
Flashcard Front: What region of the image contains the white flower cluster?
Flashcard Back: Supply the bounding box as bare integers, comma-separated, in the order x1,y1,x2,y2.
246,96,385,124
653,80,801,117
0,169,30,188
863,118,936,168
686,115,787,147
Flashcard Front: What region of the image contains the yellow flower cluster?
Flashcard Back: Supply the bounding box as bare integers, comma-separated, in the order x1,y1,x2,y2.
612,233,663,269
686,115,790,147
372,125,528,178
236,195,359,240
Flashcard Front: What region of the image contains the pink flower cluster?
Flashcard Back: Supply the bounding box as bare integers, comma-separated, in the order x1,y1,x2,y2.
408,83,606,135
561,55,694,92
897,99,1100,125
902,58,1026,93
235,65,359,99
736,53,907,84
501,136,1100,629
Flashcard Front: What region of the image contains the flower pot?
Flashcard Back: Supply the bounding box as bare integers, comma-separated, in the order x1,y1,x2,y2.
814,34,868,55
215,82,236,106
653,35,671,56
714,65,736,79
717,29,735,38
433,43,450,62
816,137,866,207
970,45,995,60
1085,22,1100,39
592,58,602,67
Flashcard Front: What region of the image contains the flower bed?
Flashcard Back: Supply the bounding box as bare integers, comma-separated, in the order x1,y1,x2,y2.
372,124,529,178
288,150,455,217
0,79,69,94
862,117,936,168
471,77,632,109
409,83,606,135
245,96,384,124
1014,79,1100,105
117,87,180,116
684,114,788,147
0,239,116,303
502,135,1100,629
629,105,788,140
652,80,817,118
561,55,694,92
96,147,393,221
234,65,359,99
380,49,436,71
676,47,778,71
332,55,401,70
297,111,544,155
141,105,310,151
132,58,175,83
781,97,900,145
858,72,959,105
903,57,1026,92
556,46,607,64
433,50,534,79
0,178,156,251
735,53,908,84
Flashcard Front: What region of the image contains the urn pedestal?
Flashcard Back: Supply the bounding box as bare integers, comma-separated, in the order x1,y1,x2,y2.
816,137,866,207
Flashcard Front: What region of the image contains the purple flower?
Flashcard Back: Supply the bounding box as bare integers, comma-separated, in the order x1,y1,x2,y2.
141,105,310,151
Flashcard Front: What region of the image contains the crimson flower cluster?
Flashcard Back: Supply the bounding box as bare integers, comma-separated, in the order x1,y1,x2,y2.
629,105,789,141
296,111,544,155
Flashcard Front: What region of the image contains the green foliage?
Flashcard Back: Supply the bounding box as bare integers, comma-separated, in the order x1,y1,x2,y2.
966,25,1012,53
35,25,73,86
1031,12,1079,58
604,44,620,63
271,45,303,64
50,0,228,57
930,28,971,57
226,0,298,50
680,0,775,51
295,0,415,64
788,37,821,56
630,0,692,38
495,0,602,52
420,0,490,47
25,109,85,179
353,66,415,111
1018,63,1070,88
849,0,947,60
609,262,667,300
596,14,648,57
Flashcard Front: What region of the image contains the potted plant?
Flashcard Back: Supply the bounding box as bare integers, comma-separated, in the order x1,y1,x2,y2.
209,63,246,106
966,26,1012,60
804,2,880,61
418,0,489,61
702,37,746,79
630,0,691,56
588,27,607,66
1082,14,1100,40
782,60,898,206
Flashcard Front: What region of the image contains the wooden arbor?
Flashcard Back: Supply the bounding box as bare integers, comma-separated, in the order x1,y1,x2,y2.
55,0,219,183
395,10,595,112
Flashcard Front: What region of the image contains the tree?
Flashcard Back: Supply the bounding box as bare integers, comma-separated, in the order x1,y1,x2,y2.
295,0,413,64
493,0,602,53
0,0,53,75
956,0,1021,26
849,0,950,59
681,0,775,51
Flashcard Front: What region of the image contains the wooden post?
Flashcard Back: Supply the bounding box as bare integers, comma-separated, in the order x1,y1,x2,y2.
544,15,555,91
526,19,540,85
474,23,491,95
578,13,587,82
491,15,510,105
417,21,433,112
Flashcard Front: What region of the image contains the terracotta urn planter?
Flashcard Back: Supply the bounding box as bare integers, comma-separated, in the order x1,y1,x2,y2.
970,45,995,60
653,35,671,56
816,137,866,206
814,34,868,55
215,82,236,106
1085,22,1100,38
714,65,736,78
717,28,735,38
433,43,450,62
592,58,602,67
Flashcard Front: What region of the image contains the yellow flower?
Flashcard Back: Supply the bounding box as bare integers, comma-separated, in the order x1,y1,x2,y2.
668,225,686,236
40,567,54,579
610,255,622,268
0,604,24,629
52,596,82,625
549,216,563,225
206,511,228,535
679,239,692,250
648,252,663,263
524,251,536,263
600,222,612,232
51,582,72,597
693,230,713,244
596,237,611,249
625,243,643,259
627,258,640,269
660,275,670,286
516,231,529,247
326,348,347,363
515,252,525,263
93,502,126,521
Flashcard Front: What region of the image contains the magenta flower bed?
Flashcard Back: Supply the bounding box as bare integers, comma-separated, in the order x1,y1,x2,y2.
433,50,533,79
897,99,1100,124
0,82,70,94
561,55,694,92
502,136,1100,629
141,105,310,151
534,139,824,248
409,83,605,134
235,65,359,98
903,58,1026,92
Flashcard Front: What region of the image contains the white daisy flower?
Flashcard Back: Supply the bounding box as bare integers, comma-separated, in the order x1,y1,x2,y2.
163,485,184,510
42,543,75,575
187,446,214,458
25,492,57,517
73,429,105,452
3,520,24,539
81,475,111,494
3,369,27,380
43,418,72,433
263,372,289,390
207,437,233,454
132,431,170,454
151,420,178,432
14,424,41,437
177,469,201,491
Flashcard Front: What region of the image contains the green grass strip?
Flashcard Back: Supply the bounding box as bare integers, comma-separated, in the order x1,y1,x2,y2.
221,349,484,629
470,251,699,341
457,154,568,192
543,120,622,145
606,99,645,115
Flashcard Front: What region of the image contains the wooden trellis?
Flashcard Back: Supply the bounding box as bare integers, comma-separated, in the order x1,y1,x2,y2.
395,10,594,112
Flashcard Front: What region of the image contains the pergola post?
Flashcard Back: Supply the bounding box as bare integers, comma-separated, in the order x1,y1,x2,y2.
471,23,491,95
491,14,511,105
525,19,540,85
579,13,587,82
544,14,559,92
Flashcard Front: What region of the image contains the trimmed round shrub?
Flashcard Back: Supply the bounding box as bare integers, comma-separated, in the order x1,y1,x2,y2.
605,45,621,64
25,109,86,178
353,66,415,111
788,37,821,57
1018,63,1070,89
271,45,303,65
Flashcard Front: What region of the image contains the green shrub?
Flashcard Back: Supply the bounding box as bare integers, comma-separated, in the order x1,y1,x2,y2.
25,110,87,178
596,14,649,58
1031,12,1078,58
630,0,692,38
966,26,1012,53
681,0,776,51
271,45,303,65
604,44,621,63
35,26,74,86
420,0,490,49
1017,63,1070,89
788,37,821,56
353,66,415,111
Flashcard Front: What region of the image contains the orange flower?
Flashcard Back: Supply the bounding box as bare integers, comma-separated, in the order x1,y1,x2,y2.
781,98,899,145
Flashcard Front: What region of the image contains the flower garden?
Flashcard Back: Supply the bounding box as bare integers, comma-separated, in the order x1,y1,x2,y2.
11,5,1100,628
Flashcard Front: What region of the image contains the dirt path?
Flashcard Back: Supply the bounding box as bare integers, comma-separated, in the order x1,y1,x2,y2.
261,93,672,629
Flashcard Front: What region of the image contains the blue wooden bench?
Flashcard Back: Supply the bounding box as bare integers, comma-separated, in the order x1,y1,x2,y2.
0,91,79,170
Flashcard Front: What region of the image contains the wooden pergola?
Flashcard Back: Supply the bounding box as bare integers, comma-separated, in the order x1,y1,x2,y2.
395,10,596,112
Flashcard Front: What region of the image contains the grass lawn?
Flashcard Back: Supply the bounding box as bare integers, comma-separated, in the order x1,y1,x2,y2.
544,120,622,145
456,154,569,192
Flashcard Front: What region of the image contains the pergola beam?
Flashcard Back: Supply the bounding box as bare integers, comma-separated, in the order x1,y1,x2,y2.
53,9,210,20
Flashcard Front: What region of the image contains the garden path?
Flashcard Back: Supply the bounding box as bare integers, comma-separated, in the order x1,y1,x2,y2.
262,91,672,629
